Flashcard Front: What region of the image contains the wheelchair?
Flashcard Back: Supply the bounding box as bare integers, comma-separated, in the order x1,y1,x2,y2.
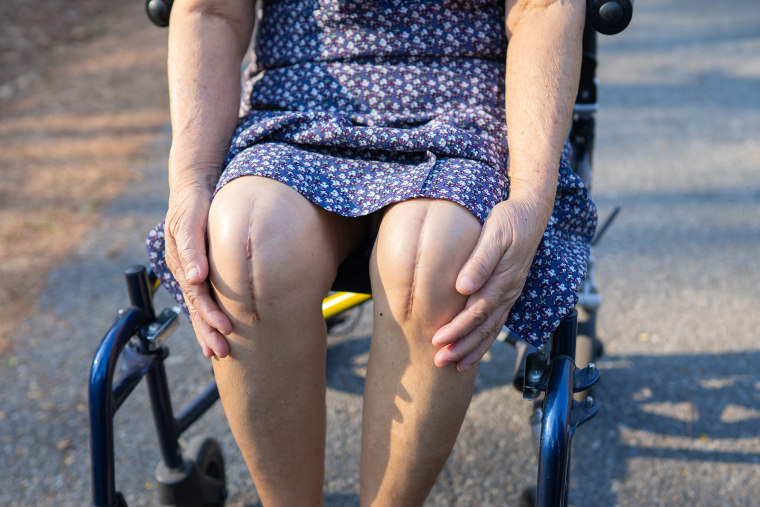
89,2,632,505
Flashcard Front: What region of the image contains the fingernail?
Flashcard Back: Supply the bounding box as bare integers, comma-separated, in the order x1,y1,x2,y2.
187,266,199,280
457,275,475,293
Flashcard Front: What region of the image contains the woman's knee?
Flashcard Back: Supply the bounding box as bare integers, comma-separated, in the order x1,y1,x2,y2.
371,199,482,332
207,177,344,319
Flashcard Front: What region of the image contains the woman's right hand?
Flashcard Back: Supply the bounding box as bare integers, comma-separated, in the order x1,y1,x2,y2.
164,182,232,358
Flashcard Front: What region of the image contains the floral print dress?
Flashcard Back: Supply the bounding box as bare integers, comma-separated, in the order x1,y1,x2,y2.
146,0,597,348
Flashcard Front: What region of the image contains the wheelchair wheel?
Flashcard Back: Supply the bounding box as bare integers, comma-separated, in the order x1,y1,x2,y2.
519,486,537,507
156,435,227,507
182,435,226,507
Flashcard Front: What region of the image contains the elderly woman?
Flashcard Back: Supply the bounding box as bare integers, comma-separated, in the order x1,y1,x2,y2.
146,0,595,504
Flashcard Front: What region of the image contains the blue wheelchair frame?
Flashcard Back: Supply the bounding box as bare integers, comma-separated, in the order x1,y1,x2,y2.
89,2,632,505
90,267,225,506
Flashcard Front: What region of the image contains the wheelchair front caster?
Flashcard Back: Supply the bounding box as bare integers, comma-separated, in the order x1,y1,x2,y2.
519,486,537,507
155,435,227,506
115,492,129,507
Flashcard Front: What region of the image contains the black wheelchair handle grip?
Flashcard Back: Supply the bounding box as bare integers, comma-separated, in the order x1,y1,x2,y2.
587,0,634,35
146,0,173,27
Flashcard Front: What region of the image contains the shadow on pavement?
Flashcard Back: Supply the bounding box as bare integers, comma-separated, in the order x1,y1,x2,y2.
327,332,760,504
570,350,760,504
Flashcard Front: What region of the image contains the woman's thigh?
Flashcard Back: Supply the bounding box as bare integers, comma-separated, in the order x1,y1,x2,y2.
371,198,483,332
207,175,366,320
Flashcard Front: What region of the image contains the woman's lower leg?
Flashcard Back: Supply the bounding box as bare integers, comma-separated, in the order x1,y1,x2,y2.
360,199,482,506
206,177,363,507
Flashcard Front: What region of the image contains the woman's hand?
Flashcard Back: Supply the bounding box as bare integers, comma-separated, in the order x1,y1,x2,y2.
434,0,585,372
164,182,232,358
431,192,553,372
161,0,255,359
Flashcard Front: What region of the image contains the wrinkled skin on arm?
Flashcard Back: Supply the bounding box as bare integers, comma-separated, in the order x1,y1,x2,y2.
163,0,254,357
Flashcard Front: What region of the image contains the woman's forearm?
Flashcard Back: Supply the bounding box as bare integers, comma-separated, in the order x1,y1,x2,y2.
167,0,254,194
504,0,585,215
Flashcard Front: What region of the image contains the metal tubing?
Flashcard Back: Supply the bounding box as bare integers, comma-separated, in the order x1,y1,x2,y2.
111,348,158,412
322,292,371,320
576,24,597,106
175,380,220,436
89,307,148,507
536,356,575,507
111,365,149,414
125,265,156,322
551,310,578,359
145,355,184,469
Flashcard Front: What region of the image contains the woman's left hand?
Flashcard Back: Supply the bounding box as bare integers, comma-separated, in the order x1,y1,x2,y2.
431,193,553,372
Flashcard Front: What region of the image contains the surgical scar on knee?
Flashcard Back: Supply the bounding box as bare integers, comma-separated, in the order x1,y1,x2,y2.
405,206,431,322
246,222,261,322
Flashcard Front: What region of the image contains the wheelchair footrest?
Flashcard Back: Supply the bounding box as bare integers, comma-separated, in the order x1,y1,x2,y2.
573,363,600,393
521,356,600,401
570,396,599,435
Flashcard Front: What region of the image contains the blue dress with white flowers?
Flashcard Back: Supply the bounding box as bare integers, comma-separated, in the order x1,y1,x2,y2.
146,0,597,347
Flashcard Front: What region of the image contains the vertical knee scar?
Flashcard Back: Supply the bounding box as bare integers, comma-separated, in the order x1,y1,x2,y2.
246,213,261,322
405,206,430,321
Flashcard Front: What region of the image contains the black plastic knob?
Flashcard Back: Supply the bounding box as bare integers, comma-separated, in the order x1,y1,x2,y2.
588,0,634,35
599,2,624,24
146,0,173,27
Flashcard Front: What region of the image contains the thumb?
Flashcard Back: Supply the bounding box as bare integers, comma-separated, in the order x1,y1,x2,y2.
456,210,512,295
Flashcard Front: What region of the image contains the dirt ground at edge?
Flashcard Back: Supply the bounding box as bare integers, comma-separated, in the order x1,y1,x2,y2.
0,0,170,357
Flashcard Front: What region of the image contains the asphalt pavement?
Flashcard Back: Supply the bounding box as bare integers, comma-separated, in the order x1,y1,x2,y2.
1,0,758,505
